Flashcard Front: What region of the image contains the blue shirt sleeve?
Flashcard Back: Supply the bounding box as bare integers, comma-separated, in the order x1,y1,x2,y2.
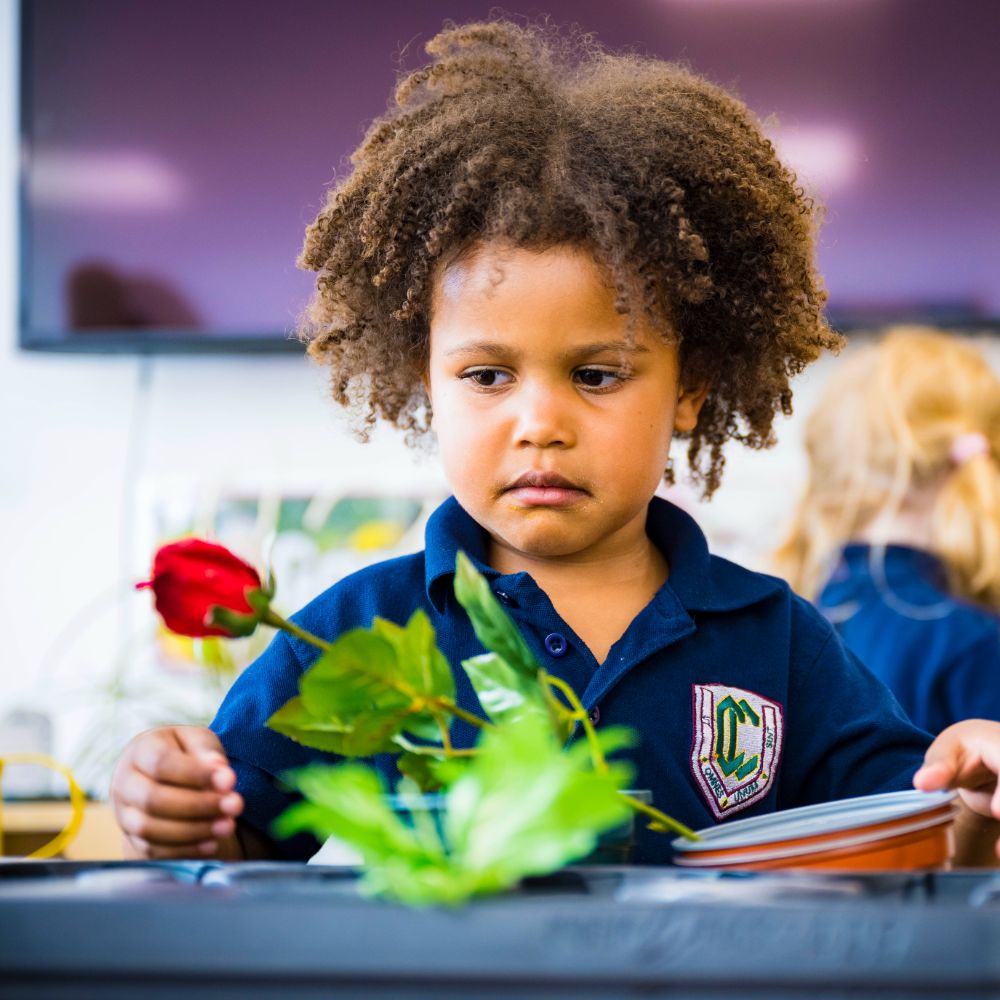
780,609,933,809
210,630,333,859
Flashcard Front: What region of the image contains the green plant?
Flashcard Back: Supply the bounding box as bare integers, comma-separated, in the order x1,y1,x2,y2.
264,551,696,904
139,539,697,904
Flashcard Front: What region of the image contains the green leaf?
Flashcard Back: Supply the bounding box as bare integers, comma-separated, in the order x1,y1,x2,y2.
274,763,474,906
454,552,538,677
442,714,634,892
266,609,464,756
395,751,448,793
373,610,455,703
266,696,391,755
272,720,638,907
300,629,409,718
369,611,455,744
394,779,448,856
272,715,648,906
293,626,442,751
274,763,443,863
461,653,550,728
341,712,428,756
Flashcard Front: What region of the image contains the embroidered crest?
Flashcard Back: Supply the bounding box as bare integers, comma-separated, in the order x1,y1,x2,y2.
691,684,783,820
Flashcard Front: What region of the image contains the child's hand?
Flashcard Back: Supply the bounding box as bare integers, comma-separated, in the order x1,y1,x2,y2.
913,719,1000,862
110,725,245,860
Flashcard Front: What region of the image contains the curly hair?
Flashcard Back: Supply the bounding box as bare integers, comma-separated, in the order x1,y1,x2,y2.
298,19,840,496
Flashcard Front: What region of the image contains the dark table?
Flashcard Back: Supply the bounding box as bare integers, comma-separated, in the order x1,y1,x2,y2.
1,861,999,999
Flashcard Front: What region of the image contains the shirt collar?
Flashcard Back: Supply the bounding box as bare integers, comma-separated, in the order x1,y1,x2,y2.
644,496,782,612
425,497,495,611
834,543,948,589
424,494,781,614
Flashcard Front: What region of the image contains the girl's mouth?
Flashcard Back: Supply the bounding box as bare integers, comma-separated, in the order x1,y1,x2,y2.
503,472,588,507
505,486,587,507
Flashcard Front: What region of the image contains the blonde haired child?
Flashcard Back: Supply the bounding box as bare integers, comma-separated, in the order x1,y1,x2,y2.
112,24,1000,865
776,327,1000,733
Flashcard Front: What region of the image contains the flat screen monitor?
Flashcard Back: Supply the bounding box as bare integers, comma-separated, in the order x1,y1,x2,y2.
18,0,1000,353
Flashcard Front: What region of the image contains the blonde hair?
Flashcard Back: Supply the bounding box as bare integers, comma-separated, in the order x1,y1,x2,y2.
775,327,1000,609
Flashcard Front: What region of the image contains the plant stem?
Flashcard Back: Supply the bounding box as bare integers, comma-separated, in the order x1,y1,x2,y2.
543,673,607,774
400,744,478,758
623,794,700,841
263,611,331,652
434,711,454,755
434,698,493,731
264,610,490,738
542,671,699,841
539,672,575,732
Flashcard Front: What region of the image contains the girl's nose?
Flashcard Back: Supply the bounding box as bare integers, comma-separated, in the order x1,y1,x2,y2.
512,382,576,449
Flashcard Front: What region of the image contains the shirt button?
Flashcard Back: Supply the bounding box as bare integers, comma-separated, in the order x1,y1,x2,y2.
494,590,515,607
544,632,567,657
588,706,601,725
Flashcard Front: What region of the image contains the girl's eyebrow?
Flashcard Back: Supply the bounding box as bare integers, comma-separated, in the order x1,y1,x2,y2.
565,340,650,363
444,339,512,358
444,338,650,361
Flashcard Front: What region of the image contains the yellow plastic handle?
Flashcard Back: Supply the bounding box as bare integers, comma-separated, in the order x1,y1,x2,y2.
0,753,86,859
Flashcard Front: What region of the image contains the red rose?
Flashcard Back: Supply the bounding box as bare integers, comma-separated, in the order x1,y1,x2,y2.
137,538,270,638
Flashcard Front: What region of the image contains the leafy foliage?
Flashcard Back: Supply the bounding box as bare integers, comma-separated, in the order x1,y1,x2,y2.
441,716,634,889
453,555,574,740
267,610,453,755
453,551,538,677
275,714,633,906
265,551,694,905
461,653,548,728
394,746,454,793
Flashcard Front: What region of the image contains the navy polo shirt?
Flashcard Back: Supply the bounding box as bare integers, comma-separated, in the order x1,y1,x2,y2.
211,497,932,863
818,543,1000,735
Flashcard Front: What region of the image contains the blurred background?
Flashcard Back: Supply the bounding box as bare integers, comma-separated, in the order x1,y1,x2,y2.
1,0,998,846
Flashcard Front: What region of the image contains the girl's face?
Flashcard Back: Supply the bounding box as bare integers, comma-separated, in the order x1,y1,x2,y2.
426,242,706,566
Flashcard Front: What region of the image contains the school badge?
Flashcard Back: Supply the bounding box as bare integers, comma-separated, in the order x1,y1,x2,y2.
691,684,783,820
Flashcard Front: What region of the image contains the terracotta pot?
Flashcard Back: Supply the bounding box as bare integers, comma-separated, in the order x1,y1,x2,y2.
671,789,958,872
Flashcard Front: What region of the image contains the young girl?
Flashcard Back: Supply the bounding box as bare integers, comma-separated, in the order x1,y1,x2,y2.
775,327,1000,734
111,21,1000,865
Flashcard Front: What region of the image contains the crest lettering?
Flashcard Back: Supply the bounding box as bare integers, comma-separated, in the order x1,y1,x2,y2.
691,684,783,820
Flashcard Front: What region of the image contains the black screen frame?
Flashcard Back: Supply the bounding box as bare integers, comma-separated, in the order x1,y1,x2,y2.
16,0,306,355
16,0,1000,355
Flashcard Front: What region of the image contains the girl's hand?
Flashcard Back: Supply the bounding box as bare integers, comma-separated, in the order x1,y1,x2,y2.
110,725,245,860
913,719,1000,862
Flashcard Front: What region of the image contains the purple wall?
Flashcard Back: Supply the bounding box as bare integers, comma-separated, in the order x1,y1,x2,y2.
22,0,1000,342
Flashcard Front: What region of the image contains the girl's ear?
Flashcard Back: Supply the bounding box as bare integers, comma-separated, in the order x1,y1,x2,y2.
674,382,710,433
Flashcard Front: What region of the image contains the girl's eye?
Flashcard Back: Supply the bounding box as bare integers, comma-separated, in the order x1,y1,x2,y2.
461,368,512,388
575,368,627,390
